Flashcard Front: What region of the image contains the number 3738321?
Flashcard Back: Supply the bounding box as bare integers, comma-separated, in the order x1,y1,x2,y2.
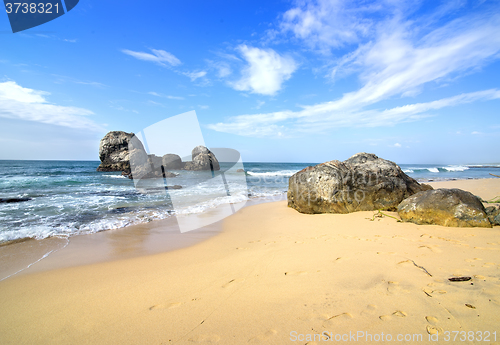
5,2,60,14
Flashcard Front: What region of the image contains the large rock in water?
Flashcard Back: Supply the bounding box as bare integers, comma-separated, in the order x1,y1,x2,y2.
162,154,183,170
287,153,429,214
184,145,220,171
96,131,144,172
397,189,492,228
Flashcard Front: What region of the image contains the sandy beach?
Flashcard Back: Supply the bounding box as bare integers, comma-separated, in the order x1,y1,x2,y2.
0,179,499,344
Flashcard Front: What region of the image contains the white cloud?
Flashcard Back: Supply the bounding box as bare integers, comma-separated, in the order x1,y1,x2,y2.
199,105,209,109
122,48,181,66
279,0,374,53
0,81,103,131
208,89,500,137
255,100,265,109
209,3,500,137
230,45,298,96
215,62,232,78
183,70,207,81
148,91,184,100
393,143,402,148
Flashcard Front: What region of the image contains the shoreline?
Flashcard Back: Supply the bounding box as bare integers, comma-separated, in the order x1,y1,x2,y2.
1,178,498,280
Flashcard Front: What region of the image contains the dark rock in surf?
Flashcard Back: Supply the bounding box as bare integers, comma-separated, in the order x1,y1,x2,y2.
0,197,32,203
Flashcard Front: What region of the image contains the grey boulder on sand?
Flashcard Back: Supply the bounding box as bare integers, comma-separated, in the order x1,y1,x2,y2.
397,188,492,228
485,205,500,226
288,152,429,214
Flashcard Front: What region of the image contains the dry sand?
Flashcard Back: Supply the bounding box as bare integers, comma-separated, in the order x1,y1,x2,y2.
0,179,499,344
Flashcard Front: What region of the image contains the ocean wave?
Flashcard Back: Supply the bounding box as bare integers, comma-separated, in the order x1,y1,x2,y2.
442,166,469,172
246,170,298,177
103,174,127,179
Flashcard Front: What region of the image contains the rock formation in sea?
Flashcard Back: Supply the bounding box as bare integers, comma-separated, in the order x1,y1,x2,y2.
97,132,220,179
397,188,492,228
287,152,430,214
96,131,138,172
183,145,220,171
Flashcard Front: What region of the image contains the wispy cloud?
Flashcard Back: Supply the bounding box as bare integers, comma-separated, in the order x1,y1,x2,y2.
53,74,107,88
0,81,103,131
148,91,184,100
183,70,207,81
279,0,375,53
209,2,500,137
122,48,181,66
230,45,298,95
208,89,500,137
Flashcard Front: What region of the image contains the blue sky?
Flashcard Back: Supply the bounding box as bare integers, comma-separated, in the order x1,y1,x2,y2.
1,0,499,164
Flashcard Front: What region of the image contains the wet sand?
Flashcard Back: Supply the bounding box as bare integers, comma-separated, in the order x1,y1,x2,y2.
0,179,499,344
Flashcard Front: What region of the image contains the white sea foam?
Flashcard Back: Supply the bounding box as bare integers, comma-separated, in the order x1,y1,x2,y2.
246,170,298,177
103,174,127,179
427,168,439,173
442,166,469,172
403,169,414,173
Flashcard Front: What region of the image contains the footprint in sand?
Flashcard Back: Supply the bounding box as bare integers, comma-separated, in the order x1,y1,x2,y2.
474,246,500,251
188,334,221,343
221,278,245,288
379,310,407,321
248,329,278,343
426,325,444,335
284,271,307,276
482,262,496,268
322,313,353,327
425,316,439,325
465,258,483,263
149,302,183,310
387,281,410,295
418,245,442,253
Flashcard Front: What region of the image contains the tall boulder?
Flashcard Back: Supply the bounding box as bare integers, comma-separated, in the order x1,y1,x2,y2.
397,189,492,228
184,146,220,171
97,131,143,172
287,153,429,214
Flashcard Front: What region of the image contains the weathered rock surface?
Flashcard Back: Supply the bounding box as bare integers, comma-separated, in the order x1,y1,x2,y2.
162,154,183,170
485,205,500,226
397,188,492,228
287,153,429,214
96,131,141,172
184,146,220,171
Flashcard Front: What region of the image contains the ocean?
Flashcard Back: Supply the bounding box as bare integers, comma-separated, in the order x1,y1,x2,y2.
1,160,499,243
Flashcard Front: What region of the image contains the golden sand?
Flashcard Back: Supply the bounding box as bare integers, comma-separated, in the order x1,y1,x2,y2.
0,179,499,344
